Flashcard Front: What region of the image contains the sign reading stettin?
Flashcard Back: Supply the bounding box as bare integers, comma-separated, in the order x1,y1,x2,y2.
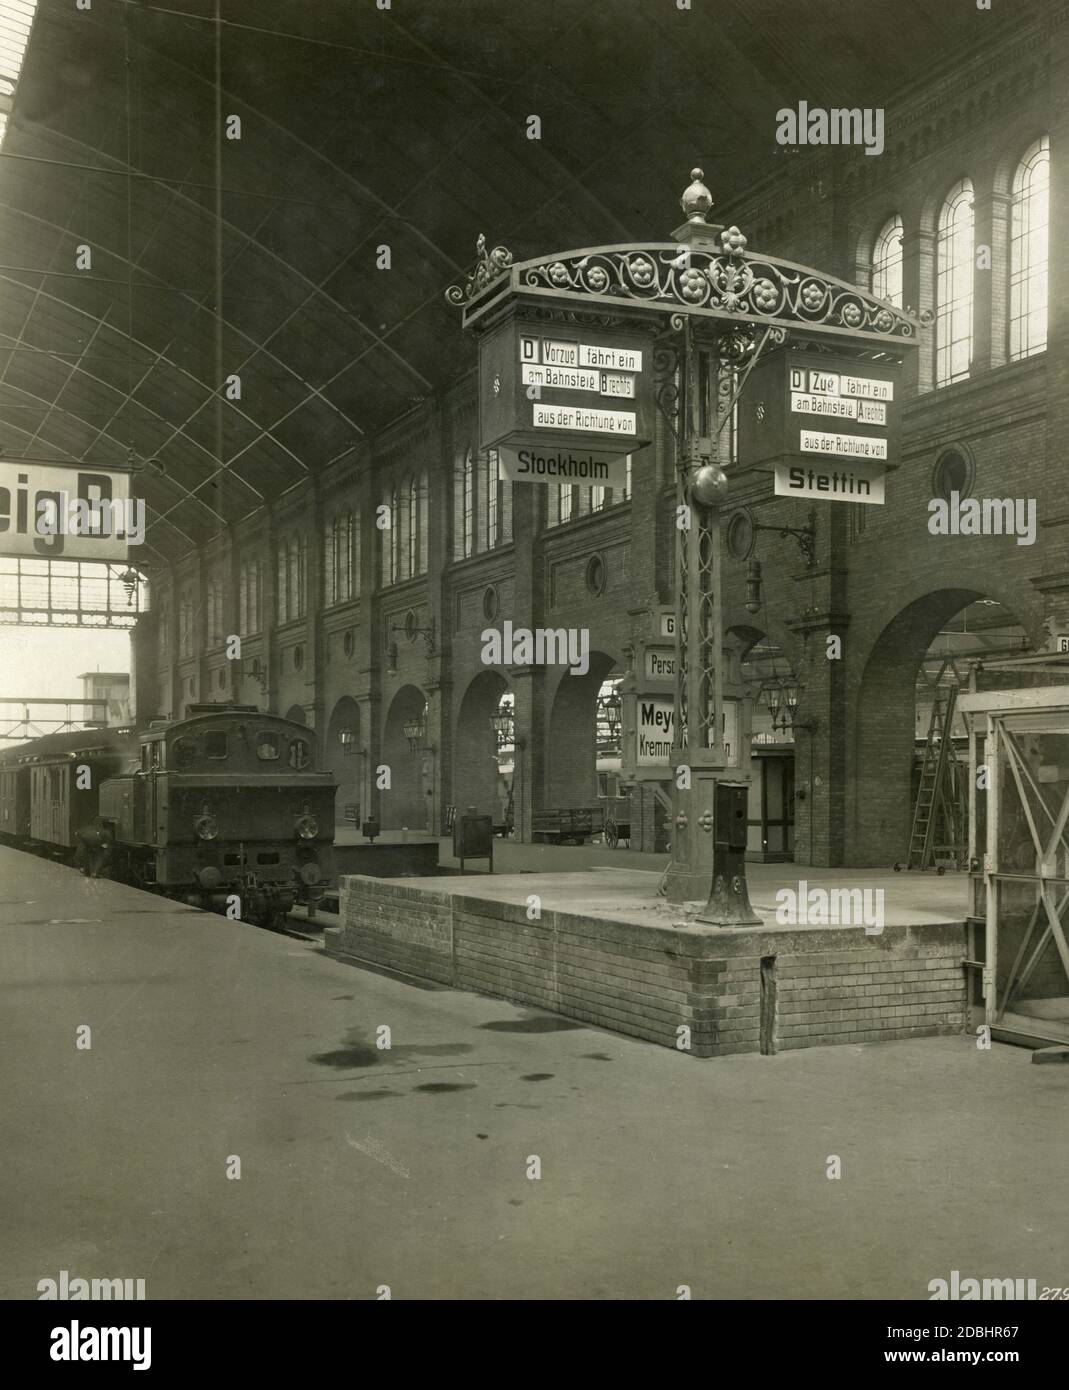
478,312,653,486
739,348,901,506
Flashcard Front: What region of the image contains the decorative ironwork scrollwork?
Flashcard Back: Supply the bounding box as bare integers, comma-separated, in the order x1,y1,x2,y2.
485,243,921,339
445,233,513,306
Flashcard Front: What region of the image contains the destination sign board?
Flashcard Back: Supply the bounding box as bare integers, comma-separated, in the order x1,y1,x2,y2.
643,646,675,685
634,696,739,767
737,348,900,505
774,458,887,505
637,698,675,766
498,444,630,489
478,313,653,473
0,464,138,560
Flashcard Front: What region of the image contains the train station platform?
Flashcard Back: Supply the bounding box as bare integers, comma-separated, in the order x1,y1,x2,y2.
327,863,970,1057
1,844,1064,1300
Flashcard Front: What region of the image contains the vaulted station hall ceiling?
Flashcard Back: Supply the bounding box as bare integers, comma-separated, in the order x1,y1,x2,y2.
0,0,1042,564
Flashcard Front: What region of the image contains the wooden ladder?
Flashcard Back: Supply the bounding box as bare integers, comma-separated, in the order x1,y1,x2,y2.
907,682,962,871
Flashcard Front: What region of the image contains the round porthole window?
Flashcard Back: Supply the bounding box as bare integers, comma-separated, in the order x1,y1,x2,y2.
932,446,974,502
343,629,354,659
404,610,418,641
585,553,606,596
726,508,756,561
293,644,304,671
482,585,499,622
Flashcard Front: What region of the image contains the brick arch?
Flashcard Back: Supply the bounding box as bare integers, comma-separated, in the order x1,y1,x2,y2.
544,649,618,811
381,683,429,830
920,171,973,239
325,696,362,823
848,586,1034,867
452,669,510,819
992,126,1050,199
854,208,903,285
284,704,307,726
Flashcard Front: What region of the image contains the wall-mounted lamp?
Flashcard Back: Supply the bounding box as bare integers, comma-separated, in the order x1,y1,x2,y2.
744,558,763,614
403,713,427,753
117,567,140,606
386,641,399,675
728,505,816,572
759,675,816,734
390,610,436,656
339,727,354,753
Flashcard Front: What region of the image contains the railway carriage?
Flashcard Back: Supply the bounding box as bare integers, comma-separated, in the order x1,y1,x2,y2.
0,729,131,851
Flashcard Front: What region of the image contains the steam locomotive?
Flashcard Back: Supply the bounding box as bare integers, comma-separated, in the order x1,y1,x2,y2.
0,705,336,928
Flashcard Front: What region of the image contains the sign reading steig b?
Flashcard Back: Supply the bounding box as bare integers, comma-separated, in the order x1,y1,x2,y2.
0,464,139,560
478,312,653,484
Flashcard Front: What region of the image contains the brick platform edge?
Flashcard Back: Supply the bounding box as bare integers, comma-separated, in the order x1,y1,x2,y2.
324,876,969,1057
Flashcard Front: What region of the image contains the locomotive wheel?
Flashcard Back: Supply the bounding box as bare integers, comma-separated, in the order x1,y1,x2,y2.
892,862,903,872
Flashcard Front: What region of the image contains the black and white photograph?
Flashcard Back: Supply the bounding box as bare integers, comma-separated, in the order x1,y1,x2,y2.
0,0,1066,1350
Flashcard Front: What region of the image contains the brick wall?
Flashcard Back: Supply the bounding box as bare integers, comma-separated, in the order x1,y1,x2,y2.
328,876,967,1057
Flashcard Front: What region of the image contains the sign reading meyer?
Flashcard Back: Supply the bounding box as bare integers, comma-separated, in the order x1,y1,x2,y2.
739,347,900,505
635,697,739,768
479,314,652,484
0,465,140,560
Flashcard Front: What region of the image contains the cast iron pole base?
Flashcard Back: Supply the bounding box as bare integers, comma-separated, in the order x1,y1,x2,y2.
695,867,762,927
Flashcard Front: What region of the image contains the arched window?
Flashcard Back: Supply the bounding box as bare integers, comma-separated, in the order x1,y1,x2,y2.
935,179,974,387
323,510,359,606
482,450,497,548
417,470,428,573
454,449,474,560
277,533,306,623
381,485,399,585
870,214,903,307
1009,135,1049,361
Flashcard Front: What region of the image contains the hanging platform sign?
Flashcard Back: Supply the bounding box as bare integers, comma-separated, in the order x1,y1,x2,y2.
738,347,900,504
479,313,653,484
0,464,138,560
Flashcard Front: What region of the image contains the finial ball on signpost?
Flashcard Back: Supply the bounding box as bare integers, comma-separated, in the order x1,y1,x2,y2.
680,168,713,224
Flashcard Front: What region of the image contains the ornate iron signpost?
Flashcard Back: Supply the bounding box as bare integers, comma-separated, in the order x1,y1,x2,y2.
448,169,924,917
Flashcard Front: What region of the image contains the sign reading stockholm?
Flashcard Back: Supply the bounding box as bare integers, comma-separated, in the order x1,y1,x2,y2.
479,314,652,487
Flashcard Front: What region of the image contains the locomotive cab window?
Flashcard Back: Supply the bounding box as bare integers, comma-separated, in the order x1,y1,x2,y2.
288,738,311,770
173,737,196,770
256,732,280,760
204,731,228,760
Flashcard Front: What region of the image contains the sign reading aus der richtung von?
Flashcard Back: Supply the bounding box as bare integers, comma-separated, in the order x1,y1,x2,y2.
738,348,900,506
478,314,653,489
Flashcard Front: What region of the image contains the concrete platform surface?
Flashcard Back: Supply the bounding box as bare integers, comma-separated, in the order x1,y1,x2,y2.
2,846,1062,1300
339,864,968,930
